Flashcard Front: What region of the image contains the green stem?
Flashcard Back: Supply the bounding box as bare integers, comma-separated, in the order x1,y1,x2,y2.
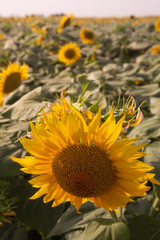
149,197,160,218
109,210,119,222
125,209,137,217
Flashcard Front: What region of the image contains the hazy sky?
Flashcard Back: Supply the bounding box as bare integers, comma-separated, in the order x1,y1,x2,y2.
1,0,160,17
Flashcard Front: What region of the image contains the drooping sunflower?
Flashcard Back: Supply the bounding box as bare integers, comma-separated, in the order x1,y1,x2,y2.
151,45,160,55
37,92,94,131
80,28,96,44
155,19,160,32
0,63,28,105
57,13,74,33
11,106,159,212
58,42,81,65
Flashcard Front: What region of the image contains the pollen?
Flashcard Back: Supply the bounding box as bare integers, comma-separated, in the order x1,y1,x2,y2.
52,144,117,198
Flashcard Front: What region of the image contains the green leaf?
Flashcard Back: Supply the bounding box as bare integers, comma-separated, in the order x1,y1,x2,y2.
77,220,130,240
7,178,66,236
47,202,108,238
125,194,153,221
128,117,160,139
0,142,23,177
126,84,160,97
89,96,102,113
0,222,29,240
2,87,44,120
78,75,89,92
43,72,74,93
150,97,160,117
144,141,160,182
0,121,29,177
128,215,160,240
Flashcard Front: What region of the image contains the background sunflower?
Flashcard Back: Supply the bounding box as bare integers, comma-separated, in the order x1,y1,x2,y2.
58,42,81,65
80,28,96,44
0,63,28,105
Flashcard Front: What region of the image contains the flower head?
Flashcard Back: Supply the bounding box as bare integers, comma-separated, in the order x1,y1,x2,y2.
11,104,159,213
151,45,160,55
57,13,74,33
0,63,28,105
58,42,81,65
131,20,139,27
38,92,94,127
80,28,96,44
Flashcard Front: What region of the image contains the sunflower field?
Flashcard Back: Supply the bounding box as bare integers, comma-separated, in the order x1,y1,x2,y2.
1,14,160,240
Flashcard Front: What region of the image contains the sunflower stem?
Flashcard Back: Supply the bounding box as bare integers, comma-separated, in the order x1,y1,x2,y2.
149,197,160,218
109,210,119,222
119,207,124,222
125,209,137,217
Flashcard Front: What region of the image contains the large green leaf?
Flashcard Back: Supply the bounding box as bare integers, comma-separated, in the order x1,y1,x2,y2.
0,121,29,177
77,220,130,240
0,142,23,177
150,97,160,117
2,87,44,120
43,69,74,93
144,141,160,182
7,178,66,236
47,203,108,238
126,84,160,97
125,194,153,221
128,215,160,240
0,222,29,240
128,117,160,139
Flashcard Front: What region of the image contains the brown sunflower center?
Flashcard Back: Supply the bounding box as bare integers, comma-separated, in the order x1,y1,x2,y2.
65,49,75,59
52,144,117,198
62,18,71,28
84,30,94,40
4,72,21,93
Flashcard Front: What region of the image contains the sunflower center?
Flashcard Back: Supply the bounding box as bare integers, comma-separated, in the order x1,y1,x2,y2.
4,72,21,93
84,30,94,40
65,49,75,59
52,144,117,198
62,18,71,28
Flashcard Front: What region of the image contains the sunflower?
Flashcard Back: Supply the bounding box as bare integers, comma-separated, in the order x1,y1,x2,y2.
58,42,81,65
151,45,160,55
0,63,28,105
57,13,74,33
132,20,139,27
11,106,159,212
155,19,160,32
80,28,96,44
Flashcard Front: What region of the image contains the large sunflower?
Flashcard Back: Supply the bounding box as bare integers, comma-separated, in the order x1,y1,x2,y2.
0,63,28,105
80,28,96,44
58,42,81,66
11,106,159,212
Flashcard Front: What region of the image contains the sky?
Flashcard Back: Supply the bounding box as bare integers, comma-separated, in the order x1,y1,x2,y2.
0,0,160,18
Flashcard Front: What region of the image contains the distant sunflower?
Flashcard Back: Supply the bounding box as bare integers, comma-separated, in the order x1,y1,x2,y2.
58,42,81,65
0,63,28,105
57,13,74,33
11,106,159,213
80,28,96,44
151,45,160,55
155,19,160,32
